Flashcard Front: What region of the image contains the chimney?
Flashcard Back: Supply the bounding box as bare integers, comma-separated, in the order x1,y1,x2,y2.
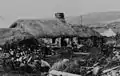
55,13,66,24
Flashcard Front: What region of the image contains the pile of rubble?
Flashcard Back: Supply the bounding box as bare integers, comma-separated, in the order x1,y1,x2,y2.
48,50,120,76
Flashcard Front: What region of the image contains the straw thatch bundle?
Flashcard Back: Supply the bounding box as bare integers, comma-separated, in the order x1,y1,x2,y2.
50,59,83,74
10,19,77,38
49,59,69,71
0,28,37,46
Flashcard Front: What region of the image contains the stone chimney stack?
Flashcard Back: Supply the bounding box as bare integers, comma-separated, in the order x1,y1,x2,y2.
55,13,66,24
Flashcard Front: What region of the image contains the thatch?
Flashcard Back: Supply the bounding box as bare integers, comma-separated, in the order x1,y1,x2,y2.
10,19,77,38
71,25,101,37
0,28,37,46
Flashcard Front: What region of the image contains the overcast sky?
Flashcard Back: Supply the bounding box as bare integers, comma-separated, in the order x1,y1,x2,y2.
0,0,120,28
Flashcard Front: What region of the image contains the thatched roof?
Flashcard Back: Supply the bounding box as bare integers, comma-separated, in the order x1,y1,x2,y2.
10,19,77,38
0,28,37,46
71,25,101,37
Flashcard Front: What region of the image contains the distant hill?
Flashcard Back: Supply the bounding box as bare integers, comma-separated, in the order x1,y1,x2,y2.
66,11,120,27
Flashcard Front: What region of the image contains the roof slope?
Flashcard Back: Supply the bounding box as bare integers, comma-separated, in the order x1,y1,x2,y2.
71,25,101,37
100,28,116,37
0,28,35,46
10,19,77,38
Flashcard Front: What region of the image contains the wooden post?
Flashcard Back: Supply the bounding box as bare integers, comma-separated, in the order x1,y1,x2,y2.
59,38,61,47
102,66,120,74
49,70,81,76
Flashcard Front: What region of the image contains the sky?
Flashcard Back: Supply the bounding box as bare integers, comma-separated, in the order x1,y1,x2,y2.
0,0,120,28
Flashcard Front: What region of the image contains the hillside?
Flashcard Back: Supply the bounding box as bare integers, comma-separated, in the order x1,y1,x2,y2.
66,11,120,27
